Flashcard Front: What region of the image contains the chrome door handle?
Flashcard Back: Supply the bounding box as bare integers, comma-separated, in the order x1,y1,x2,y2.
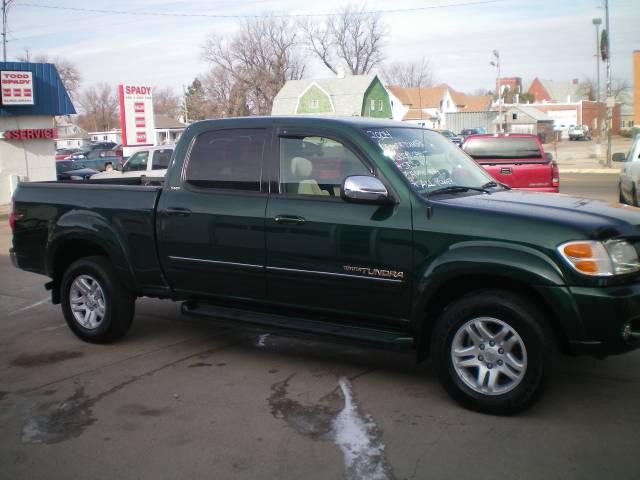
274,215,306,225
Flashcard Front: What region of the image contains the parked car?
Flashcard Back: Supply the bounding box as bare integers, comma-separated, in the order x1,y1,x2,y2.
460,128,481,139
462,133,559,192
55,148,83,161
616,134,640,205
11,117,640,414
55,161,98,181
91,146,173,180
435,129,462,146
89,141,118,150
569,125,591,141
69,148,126,171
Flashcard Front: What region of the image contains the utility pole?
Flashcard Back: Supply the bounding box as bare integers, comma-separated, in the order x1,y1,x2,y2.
604,0,612,168
490,50,502,133
2,0,8,62
592,18,602,103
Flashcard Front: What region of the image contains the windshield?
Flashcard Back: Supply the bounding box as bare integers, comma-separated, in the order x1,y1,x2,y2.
463,136,542,159
363,127,494,195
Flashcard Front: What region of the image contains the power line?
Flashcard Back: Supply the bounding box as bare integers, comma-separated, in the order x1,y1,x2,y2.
16,1,506,19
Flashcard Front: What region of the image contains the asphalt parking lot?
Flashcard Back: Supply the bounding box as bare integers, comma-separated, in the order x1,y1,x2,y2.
1,176,640,480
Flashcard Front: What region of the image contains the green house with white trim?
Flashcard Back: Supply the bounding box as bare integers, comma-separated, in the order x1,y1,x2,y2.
271,74,392,119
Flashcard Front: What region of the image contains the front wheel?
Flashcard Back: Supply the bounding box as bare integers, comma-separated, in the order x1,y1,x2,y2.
431,290,555,414
60,256,135,343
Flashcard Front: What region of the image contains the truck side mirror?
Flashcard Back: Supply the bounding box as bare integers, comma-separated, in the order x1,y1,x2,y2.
612,152,627,162
544,152,553,162
341,176,391,204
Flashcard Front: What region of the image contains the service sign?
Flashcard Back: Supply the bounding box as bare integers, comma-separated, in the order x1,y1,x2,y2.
1,71,34,105
118,84,155,147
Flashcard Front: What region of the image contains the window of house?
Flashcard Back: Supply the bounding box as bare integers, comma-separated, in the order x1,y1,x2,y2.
309,99,320,109
370,99,376,111
631,121,635,128
446,100,450,109
378,100,383,111
512,113,518,120
279,136,371,197
185,129,265,191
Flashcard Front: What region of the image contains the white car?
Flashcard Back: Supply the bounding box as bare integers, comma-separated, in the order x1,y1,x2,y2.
91,146,174,180
617,135,640,206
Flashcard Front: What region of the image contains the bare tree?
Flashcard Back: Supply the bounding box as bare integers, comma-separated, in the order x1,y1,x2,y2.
153,86,181,118
17,50,81,99
77,83,119,132
201,66,250,119
300,4,385,75
203,16,305,115
579,77,630,103
382,57,435,87
611,78,631,103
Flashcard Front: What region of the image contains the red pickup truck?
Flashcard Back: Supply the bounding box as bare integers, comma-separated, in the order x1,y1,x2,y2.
462,133,559,192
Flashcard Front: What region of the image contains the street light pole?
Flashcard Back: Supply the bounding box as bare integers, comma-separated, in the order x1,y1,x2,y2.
604,0,612,168
491,50,502,133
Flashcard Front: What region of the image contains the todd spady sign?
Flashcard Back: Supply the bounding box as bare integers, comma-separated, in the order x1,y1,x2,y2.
118,84,155,147
1,71,34,106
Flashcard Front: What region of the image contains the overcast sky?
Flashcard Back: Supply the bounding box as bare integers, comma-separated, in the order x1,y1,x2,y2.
4,0,640,95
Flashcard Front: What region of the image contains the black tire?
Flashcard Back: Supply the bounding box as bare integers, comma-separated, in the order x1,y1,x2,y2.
431,289,555,415
60,256,135,343
619,184,626,204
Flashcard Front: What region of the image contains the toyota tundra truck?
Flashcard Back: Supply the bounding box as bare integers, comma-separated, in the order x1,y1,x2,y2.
10,117,640,414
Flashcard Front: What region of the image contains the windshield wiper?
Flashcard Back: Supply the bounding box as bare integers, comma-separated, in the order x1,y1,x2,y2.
429,185,491,196
482,180,511,190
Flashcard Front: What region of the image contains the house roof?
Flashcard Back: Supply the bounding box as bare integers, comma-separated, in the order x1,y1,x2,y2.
508,105,553,122
529,78,587,103
154,114,186,129
386,84,492,112
0,62,76,116
271,74,379,116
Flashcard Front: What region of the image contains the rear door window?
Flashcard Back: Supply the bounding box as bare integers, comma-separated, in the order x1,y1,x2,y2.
464,137,541,159
152,149,173,170
185,129,265,191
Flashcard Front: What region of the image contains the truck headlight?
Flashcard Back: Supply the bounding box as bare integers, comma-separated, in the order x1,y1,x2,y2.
558,240,640,276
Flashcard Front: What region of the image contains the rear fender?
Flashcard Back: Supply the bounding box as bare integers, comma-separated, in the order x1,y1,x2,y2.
47,210,137,291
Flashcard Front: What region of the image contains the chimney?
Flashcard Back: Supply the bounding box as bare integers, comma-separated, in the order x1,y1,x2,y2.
572,78,579,85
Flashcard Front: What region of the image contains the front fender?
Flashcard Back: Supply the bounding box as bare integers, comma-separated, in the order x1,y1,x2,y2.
412,241,586,348
47,209,137,290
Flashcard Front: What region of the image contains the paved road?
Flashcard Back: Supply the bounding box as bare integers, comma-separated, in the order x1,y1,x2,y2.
1,177,639,480
560,172,619,203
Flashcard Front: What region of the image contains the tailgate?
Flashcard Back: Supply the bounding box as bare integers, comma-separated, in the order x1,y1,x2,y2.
478,161,553,189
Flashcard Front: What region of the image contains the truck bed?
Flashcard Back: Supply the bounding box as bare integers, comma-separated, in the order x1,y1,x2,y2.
11,181,167,294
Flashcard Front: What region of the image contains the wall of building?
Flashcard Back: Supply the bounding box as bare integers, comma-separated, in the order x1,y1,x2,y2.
0,115,56,204
444,111,498,134
634,51,640,126
296,84,334,114
361,78,392,118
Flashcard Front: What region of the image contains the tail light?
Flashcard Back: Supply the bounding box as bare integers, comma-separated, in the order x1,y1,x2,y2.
551,161,559,188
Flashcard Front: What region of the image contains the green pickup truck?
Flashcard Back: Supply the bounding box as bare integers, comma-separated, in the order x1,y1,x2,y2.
10,117,640,414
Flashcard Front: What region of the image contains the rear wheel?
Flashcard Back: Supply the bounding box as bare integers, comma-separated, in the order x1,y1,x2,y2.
431,290,554,414
60,256,135,343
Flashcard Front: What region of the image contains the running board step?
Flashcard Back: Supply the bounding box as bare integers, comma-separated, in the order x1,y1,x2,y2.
181,302,414,351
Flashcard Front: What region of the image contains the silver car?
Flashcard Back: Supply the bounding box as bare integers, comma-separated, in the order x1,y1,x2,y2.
617,135,640,206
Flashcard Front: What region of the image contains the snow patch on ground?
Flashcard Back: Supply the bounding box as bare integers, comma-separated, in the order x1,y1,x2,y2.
332,377,390,480
256,333,270,347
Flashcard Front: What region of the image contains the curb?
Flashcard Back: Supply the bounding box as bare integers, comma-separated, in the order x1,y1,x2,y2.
558,169,621,174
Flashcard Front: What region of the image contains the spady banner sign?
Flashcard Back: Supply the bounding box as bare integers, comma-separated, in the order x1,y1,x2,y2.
118,84,155,147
